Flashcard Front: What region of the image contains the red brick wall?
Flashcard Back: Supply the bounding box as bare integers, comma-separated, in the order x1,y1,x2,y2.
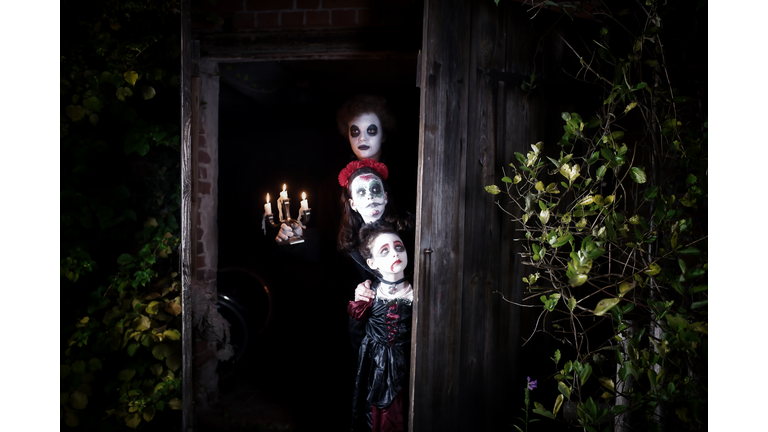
196,116,217,282
194,0,421,32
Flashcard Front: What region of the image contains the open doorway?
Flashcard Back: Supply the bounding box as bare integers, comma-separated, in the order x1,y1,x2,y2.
213,57,420,429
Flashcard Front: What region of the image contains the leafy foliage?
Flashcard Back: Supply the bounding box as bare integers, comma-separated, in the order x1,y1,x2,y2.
60,0,183,429
488,1,707,430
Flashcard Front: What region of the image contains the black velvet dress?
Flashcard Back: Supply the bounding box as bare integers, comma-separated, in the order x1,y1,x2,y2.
347,290,412,432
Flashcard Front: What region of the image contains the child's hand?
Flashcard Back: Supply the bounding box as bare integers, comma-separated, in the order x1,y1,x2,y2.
354,280,375,302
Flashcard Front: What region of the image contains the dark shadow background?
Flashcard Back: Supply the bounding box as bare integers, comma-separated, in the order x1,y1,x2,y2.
214,58,420,429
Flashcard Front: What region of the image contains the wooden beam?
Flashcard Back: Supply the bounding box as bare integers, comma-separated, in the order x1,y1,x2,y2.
180,0,194,429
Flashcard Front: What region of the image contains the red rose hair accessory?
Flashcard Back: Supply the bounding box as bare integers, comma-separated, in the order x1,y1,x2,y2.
338,159,389,188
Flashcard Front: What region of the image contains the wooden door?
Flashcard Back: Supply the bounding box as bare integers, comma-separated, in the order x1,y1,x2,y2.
411,0,567,430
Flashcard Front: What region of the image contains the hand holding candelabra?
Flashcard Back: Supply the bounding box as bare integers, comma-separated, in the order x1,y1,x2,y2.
262,184,311,246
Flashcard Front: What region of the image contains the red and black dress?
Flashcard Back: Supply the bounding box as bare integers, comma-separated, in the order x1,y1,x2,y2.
347,291,412,432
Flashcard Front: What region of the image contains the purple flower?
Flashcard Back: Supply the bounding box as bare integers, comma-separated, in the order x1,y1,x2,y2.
527,377,538,391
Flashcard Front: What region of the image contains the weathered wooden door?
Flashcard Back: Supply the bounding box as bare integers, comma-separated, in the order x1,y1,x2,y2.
410,0,566,430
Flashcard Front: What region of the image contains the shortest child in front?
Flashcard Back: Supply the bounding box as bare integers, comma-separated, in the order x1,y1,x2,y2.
347,221,413,432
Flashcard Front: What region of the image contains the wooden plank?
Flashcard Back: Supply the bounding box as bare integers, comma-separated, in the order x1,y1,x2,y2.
197,28,422,60
180,0,194,430
458,0,508,430
411,0,472,430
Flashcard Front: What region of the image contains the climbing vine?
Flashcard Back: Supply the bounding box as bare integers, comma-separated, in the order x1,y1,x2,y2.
488,1,707,430
60,0,184,429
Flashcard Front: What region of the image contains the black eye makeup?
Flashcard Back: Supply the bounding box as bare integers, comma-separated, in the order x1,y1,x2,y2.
366,124,378,136
350,125,360,137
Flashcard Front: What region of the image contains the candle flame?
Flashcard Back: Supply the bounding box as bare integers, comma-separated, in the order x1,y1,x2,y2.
302,192,306,200
266,193,270,203
282,184,286,192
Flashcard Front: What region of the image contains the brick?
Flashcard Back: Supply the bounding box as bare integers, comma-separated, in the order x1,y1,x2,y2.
199,166,208,179
197,241,205,254
198,150,211,164
201,0,247,16
199,135,207,148
281,11,304,27
324,0,371,8
197,227,204,241
199,181,212,195
306,10,330,26
246,0,294,11
204,269,217,282
232,12,256,29
296,0,319,9
196,211,202,225
256,12,280,27
357,8,375,26
198,120,206,134
331,9,356,26
196,255,207,270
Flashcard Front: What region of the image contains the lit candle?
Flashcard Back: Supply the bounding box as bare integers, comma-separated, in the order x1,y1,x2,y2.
264,193,272,215
301,192,309,211
280,184,288,200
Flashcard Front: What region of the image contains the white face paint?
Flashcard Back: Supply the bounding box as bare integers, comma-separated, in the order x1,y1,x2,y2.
349,174,388,224
348,113,384,160
366,233,408,278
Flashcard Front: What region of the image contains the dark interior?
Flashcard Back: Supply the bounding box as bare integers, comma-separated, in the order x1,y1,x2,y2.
214,58,420,429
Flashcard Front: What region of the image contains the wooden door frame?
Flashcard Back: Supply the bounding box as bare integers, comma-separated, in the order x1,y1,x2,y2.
180,2,422,429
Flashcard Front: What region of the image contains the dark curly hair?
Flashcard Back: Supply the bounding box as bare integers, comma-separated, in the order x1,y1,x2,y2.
336,94,397,139
358,221,401,262
337,167,412,255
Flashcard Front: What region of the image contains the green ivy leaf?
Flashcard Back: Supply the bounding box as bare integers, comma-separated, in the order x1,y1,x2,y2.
567,296,576,311
142,85,156,100
644,263,661,275
553,394,564,417
152,343,171,360
594,298,620,316
166,353,182,372
65,105,85,121
598,377,615,392
569,274,587,287
116,87,133,101
163,329,181,341
118,369,136,381
691,300,708,309
485,185,501,195
70,391,88,410
72,360,86,374
558,381,571,399
168,398,182,410
629,167,647,183
579,363,593,386
125,412,141,429
123,70,139,86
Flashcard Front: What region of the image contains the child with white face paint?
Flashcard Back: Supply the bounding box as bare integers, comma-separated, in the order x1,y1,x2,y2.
336,95,396,162
347,222,412,431
337,159,395,257
349,173,388,224
347,113,384,161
